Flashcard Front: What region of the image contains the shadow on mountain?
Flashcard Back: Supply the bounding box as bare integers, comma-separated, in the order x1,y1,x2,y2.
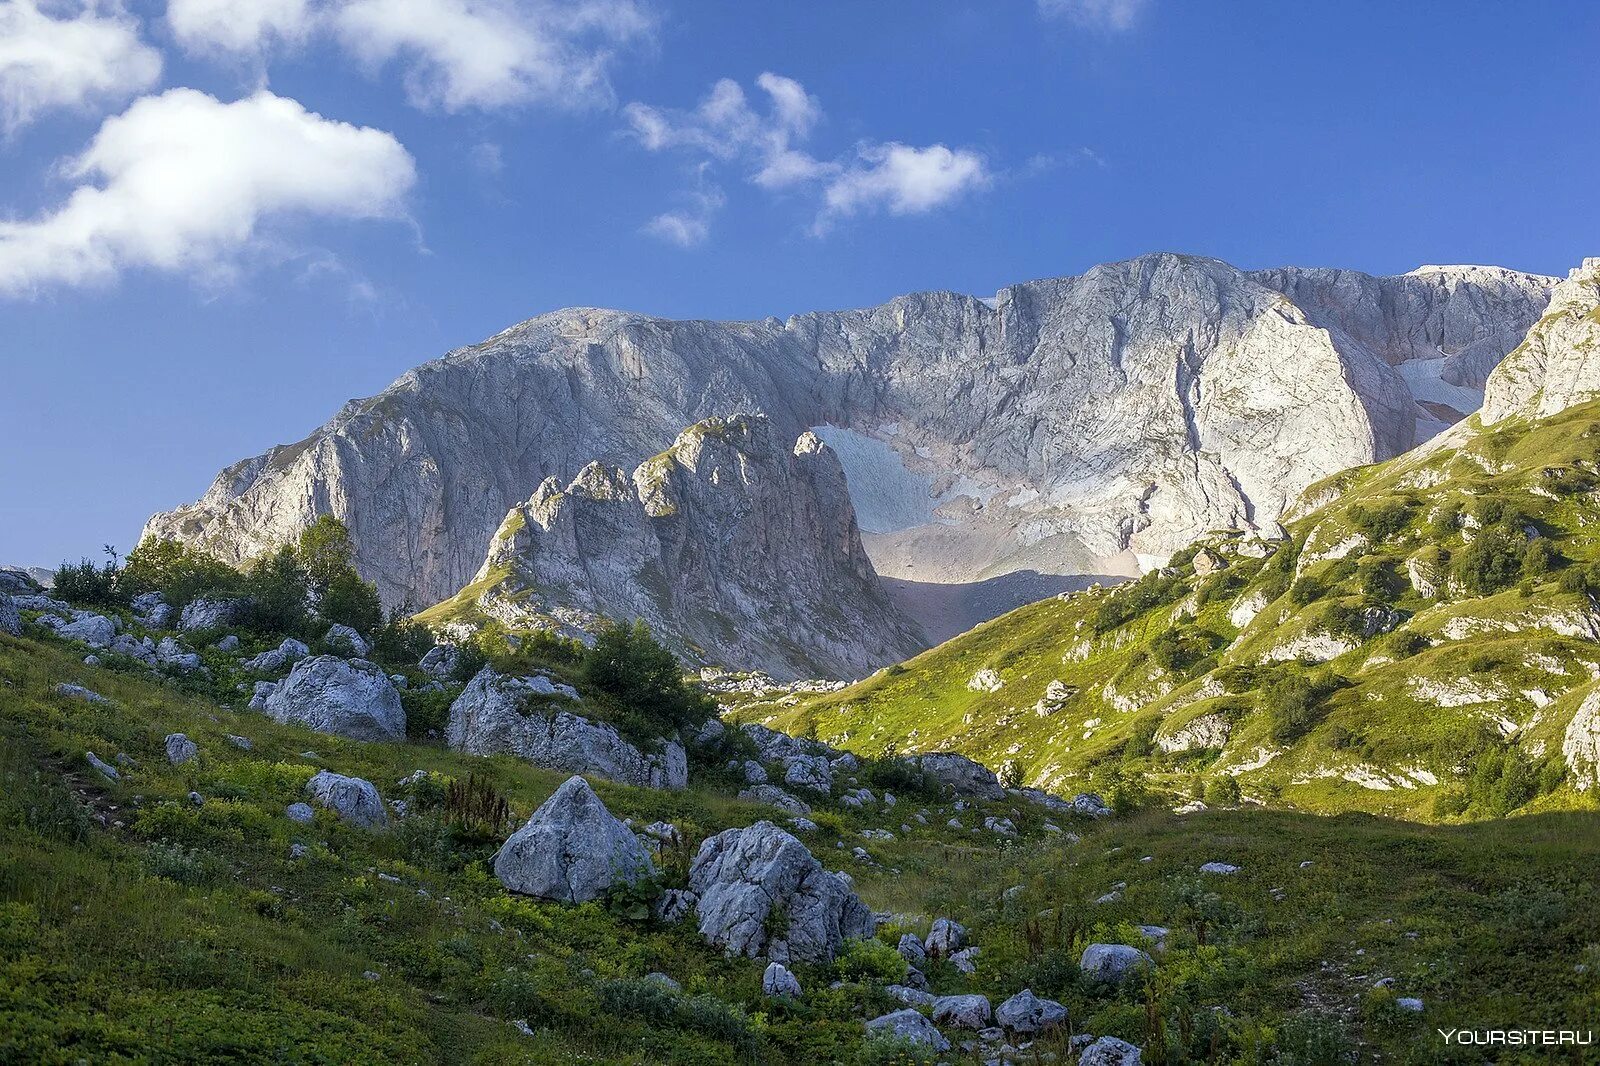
881,569,1129,645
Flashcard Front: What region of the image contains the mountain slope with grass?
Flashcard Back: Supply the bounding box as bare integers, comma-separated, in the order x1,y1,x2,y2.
733,261,1600,823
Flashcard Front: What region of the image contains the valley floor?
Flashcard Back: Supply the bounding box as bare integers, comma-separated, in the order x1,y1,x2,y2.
3,630,1599,1063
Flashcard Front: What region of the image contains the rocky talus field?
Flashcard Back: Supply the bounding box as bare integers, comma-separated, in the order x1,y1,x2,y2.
3,258,1599,1064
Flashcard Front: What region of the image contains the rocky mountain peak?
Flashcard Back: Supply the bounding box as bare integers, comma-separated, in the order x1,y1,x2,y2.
1481,258,1600,425
445,413,924,681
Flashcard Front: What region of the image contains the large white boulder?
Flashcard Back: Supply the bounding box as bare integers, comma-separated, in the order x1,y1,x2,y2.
1080,1036,1143,1065
931,994,991,1030
915,752,1004,800
689,821,874,963
305,770,387,828
180,597,249,632
1081,943,1154,984
493,776,656,903
447,666,684,789
864,1009,949,1052
995,988,1068,1033
263,656,406,742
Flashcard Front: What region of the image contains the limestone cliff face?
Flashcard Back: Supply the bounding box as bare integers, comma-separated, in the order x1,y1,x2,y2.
460,415,924,681
1480,259,1600,425
145,253,1554,625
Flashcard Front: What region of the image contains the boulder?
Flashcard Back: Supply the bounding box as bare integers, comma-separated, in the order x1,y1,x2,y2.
131,592,174,629
417,644,462,680
164,733,198,765
180,597,248,632
0,594,21,637
58,614,117,648
736,784,811,815
915,752,1004,800
248,680,278,711
864,1009,949,1052
243,638,311,673
155,637,202,672
740,760,768,784
1073,792,1113,817
263,656,406,742
493,776,656,903
447,666,684,789
286,802,315,824
323,623,371,657
762,961,802,998
55,682,110,704
932,994,992,1030
1080,1036,1142,1065
305,770,387,828
1199,862,1241,875
1081,943,1154,983
925,916,967,958
995,988,1068,1033
689,821,874,963
885,985,936,1007
86,751,120,780
949,946,981,974
213,634,241,652
896,932,927,966
781,753,832,792
654,888,697,924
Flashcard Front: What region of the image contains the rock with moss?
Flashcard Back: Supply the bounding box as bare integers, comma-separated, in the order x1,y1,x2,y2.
446,666,685,789
493,775,655,903
689,820,874,963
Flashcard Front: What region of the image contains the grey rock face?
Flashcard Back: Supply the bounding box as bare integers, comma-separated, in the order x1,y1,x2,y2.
1080,943,1154,983
864,1009,949,1052
916,753,1004,800
995,988,1068,1033
762,961,802,998
457,414,924,681
1080,1035,1143,1065
925,917,967,958
131,592,173,629
180,597,249,632
164,733,198,765
781,753,832,792
417,644,461,680
57,614,117,648
244,638,310,674
305,770,387,827
0,594,19,637
446,666,685,789
931,993,992,1029
263,656,406,742
1482,259,1600,425
689,820,874,963
493,776,655,903
147,255,1551,643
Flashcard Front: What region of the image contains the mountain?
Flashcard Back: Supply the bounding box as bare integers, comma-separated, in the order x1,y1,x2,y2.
144,253,1555,641
730,258,1600,818
416,414,926,680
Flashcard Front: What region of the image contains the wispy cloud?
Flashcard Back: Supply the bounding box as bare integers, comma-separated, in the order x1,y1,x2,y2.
1037,0,1148,31
0,0,161,133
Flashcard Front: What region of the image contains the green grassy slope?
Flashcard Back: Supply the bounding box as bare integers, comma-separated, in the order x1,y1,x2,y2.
736,400,1600,822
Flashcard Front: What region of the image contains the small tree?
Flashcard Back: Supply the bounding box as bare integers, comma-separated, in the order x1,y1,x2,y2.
582,619,714,734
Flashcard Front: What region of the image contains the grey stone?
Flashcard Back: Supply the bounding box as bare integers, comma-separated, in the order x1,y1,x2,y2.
164,733,198,765
1081,943,1154,983
305,770,387,828
925,917,967,958
417,644,462,680
949,946,980,974
897,932,927,966
286,802,315,824
213,634,241,652
1199,862,1241,875
447,666,683,788
781,753,832,792
263,656,406,742
56,682,111,704
653,888,696,924
0,594,22,637
1079,1036,1142,1065
85,751,119,780
762,961,802,998
58,614,117,648
737,784,811,815
932,993,991,1030
995,988,1068,1033
180,597,248,632
248,680,278,711
916,752,1004,800
493,776,656,903
864,1009,949,1052
885,984,936,1007
689,820,874,963
323,624,370,657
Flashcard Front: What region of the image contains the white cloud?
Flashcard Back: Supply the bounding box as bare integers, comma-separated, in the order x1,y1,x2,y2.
1037,0,1147,31
820,142,989,225
333,0,651,112
0,88,416,295
166,0,315,55
641,167,723,248
0,0,161,133
626,72,988,240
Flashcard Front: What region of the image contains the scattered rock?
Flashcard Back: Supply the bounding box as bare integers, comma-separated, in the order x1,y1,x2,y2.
493,776,656,903
55,682,110,705
1396,997,1424,1013
264,656,406,742
243,638,311,673
949,946,981,974
689,820,874,963
323,623,370,657
886,984,936,1007
85,751,119,781
653,888,696,924
781,753,833,792
57,614,117,648
1199,862,1241,875
0,594,20,637
226,734,253,750
762,961,802,998
1081,943,1153,983
164,733,198,765
417,644,462,680
925,917,967,958
932,994,992,1030
995,988,1068,1033
1080,1035,1142,1065
305,770,387,828
286,802,315,824
737,784,811,815
248,680,278,711
180,597,249,632
916,752,1005,800
864,1009,950,1052
897,932,928,966
1073,792,1113,817
213,634,241,652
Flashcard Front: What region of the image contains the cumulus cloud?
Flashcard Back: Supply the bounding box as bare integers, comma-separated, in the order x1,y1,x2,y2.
333,0,651,112
0,0,162,133
819,142,989,227
0,88,417,295
641,166,724,248
166,0,314,54
1037,0,1148,31
626,72,988,241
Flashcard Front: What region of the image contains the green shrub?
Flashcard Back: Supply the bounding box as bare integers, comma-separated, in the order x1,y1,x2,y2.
122,538,243,607
52,557,124,607
1203,776,1241,808
833,938,908,983
1451,524,1526,596
1348,500,1412,541
243,546,310,635
582,619,715,736
1261,670,1340,744
1092,569,1184,632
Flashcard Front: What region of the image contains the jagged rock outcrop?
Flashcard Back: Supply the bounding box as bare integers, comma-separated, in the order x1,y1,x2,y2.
493,775,656,902
446,666,686,789
146,254,1553,640
689,820,875,963
1481,259,1600,425
444,414,923,680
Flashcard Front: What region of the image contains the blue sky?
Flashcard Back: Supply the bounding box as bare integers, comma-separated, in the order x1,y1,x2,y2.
3,0,1598,569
